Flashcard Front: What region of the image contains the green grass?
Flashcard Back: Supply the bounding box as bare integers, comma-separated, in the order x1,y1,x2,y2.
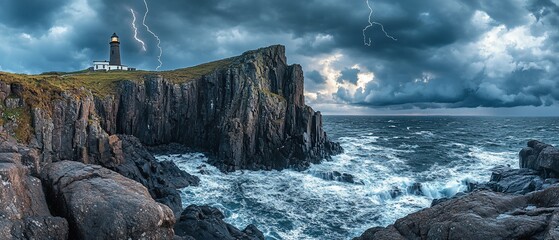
1,105,32,143
160,58,234,83
0,58,234,107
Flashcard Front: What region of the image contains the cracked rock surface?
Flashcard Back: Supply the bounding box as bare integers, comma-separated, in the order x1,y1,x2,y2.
40,161,175,240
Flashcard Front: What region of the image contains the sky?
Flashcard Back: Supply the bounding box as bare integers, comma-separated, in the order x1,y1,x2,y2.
1,0,558,116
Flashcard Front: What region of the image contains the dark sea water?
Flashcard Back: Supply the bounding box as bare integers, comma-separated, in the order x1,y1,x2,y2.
156,116,559,240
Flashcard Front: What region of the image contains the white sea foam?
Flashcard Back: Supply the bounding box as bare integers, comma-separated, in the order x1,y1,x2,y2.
414,131,435,137
158,119,531,239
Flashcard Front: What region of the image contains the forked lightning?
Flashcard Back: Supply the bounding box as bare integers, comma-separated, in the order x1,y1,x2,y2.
362,0,397,46
130,9,147,51
142,0,163,70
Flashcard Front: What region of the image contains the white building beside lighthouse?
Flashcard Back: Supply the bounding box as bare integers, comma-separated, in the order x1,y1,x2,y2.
92,33,135,71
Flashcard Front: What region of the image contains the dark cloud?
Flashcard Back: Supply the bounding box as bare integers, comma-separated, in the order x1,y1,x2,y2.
0,0,558,113
304,70,327,93
337,68,360,85
528,0,559,22
307,70,326,84
0,0,71,32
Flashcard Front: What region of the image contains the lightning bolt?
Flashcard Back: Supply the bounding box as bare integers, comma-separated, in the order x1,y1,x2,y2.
362,0,397,46
142,0,163,70
130,9,146,51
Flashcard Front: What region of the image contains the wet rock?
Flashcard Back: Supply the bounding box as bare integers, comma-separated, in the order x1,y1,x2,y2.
486,167,543,194
174,205,264,240
158,159,200,188
356,188,559,240
105,134,199,215
196,164,211,175
407,182,423,195
311,170,364,184
543,178,559,188
388,187,404,199
40,161,175,240
520,140,559,177
147,143,197,155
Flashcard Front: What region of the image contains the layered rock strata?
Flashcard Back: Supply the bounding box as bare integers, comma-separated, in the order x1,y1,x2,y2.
12,45,341,172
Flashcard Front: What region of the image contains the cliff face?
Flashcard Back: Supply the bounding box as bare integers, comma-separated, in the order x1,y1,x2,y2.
0,45,341,238
27,45,341,171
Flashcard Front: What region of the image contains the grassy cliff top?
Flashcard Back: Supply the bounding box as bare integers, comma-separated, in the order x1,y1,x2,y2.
0,58,234,100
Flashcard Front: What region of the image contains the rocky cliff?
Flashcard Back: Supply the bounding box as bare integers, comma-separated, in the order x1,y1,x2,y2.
0,45,341,239
103,45,342,171
2,45,341,172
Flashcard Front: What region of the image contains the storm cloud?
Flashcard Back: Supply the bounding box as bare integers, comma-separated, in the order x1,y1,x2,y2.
0,0,558,114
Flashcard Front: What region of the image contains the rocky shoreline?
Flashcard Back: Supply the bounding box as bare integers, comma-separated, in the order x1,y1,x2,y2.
7,44,553,240
355,140,559,240
0,45,341,239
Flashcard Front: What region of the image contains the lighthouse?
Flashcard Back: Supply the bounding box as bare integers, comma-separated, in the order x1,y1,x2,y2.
91,33,135,71
109,33,121,66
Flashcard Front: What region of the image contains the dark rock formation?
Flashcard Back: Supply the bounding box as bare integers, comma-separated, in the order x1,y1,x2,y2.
174,205,264,240
310,170,364,184
104,45,342,171
24,45,341,172
0,133,68,240
485,167,543,194
481,140,559,196
105,134,199,215
356,140,559,240
406,182,424,196
40,161,175,240
355,188,559,240
520,140,559,177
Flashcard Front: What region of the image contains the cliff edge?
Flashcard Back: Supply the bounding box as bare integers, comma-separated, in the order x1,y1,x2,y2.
0,45,342,239
0,44,342,172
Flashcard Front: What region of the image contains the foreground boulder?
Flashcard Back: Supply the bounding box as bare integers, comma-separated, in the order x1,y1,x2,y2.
105,134,199,215
174,205,264,240
0,160,68,240
40,161,175,239
355,187,559,240
0,134,68,239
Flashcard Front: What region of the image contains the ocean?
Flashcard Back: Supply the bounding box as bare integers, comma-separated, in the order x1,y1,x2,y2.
155,116,559,240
